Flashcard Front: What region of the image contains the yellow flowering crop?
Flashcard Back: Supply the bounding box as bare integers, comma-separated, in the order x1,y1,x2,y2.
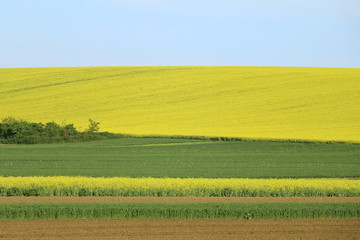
1,67,359,142
0,177,359,197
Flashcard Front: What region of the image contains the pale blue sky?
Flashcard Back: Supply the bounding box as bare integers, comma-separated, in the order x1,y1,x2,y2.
1,0,359,68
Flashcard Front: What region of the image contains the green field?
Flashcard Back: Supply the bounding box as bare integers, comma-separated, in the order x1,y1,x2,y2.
1,202,358,220
1,138,359,178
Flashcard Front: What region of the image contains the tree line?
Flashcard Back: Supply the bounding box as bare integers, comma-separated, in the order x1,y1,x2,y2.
0,117,123,144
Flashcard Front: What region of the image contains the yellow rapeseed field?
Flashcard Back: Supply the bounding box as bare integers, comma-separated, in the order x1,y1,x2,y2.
0,176,359,197
1,67,359,142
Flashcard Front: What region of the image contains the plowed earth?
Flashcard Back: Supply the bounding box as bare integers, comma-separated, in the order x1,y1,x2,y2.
0,219,359,240
1,197,359,203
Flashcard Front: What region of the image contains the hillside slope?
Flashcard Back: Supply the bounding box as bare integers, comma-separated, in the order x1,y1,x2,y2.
0,67,359,142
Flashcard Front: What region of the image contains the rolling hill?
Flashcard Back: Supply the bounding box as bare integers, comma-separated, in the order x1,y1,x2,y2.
1,66,359,142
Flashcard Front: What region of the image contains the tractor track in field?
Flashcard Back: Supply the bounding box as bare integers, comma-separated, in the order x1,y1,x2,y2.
0,219,359,240
1,196,360,203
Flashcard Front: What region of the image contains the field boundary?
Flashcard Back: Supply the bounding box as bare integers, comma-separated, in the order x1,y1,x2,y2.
1,134,360,145
118,134,360,145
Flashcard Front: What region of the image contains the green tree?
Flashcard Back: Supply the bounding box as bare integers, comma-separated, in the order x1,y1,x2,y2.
87,118,100,133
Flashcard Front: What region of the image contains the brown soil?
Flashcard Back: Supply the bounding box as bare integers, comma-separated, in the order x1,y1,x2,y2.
0,219,359,240
1,196,360,203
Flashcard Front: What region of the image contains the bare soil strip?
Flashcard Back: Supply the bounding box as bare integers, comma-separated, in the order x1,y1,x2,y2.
1,196,360,203
0,219,359,240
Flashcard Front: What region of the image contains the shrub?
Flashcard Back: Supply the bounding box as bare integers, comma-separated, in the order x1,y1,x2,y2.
0,117,123,144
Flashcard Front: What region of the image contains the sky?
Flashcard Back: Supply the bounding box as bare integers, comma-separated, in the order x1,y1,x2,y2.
1,0,359,68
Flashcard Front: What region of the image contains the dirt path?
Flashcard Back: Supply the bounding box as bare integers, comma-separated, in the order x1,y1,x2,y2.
0,219,359,240
1,196,360,203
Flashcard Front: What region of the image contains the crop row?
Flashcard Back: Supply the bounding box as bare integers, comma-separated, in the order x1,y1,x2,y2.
1,177,359,197
0,202,358,220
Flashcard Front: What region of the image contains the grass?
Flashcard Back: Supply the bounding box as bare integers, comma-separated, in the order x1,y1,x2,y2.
1,66,359,143
0,138,359,178
0,202,358,220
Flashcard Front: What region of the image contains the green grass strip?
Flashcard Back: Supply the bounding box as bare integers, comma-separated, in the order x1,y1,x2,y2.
0,202,359,220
